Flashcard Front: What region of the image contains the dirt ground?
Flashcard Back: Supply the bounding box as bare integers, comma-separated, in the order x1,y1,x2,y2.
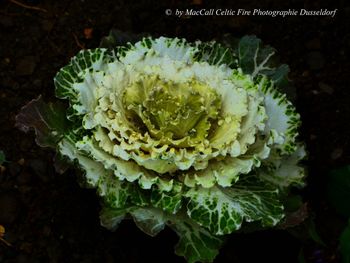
0,0,349,262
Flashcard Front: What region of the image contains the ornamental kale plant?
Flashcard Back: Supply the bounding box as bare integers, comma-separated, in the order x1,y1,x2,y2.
16,35,306,262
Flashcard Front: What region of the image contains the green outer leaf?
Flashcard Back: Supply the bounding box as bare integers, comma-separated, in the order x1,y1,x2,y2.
151,181,183,214
267,64,290,87
97,176,132,209
170,213,224,263
99,29,149,49
340,220,350,263
100,206,131,231
129,184,150,207
100,202,224,263
194,40,238,68
238,35,289,86
130,207,167,236
101,205,224,263
185,175,284,235
15,96,71,148
100,205,166,236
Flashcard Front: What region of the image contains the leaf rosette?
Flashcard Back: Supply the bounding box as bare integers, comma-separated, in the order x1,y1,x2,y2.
16,35,306,263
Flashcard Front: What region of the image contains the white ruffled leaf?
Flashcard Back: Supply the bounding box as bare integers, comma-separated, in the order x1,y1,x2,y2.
260,144,306,188
258,77,301,154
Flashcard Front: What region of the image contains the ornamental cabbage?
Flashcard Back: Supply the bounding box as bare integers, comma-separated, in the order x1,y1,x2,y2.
16,34,306,263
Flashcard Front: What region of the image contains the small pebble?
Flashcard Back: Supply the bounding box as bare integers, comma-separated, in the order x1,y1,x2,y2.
318,82,334,94
310,134,317,140
331,148,343,160
18,158,25,166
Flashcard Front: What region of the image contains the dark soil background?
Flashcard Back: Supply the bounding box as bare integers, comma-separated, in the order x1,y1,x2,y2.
0,0,349,262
